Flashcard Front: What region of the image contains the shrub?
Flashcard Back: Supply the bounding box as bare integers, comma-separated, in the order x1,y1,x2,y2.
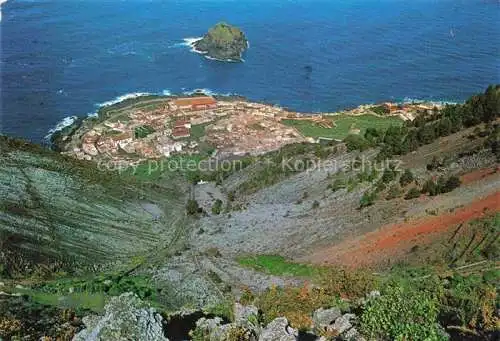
256,285,332,330
374,181,386,193
312,200,320,209
361,283,447,341
442,175,461,193
422,176,460,196
404,187,421,200
0,317,22,338
204,297,235,323
211,199,223,215
427,156,442,171
386,184,402,200
381,167,397,183
359,191,377,208
399,169,414,187
344,134,371,152
318,268,378,299
186,199,200,215
422,179,439,196
442,273,499,331
375,145,394,162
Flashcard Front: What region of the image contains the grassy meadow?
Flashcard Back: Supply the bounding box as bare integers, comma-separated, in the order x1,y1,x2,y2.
282,114,403,140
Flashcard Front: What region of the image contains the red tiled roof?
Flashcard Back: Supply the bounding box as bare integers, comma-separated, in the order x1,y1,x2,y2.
173,96,217,107
175,120,189,127
172,127,190,137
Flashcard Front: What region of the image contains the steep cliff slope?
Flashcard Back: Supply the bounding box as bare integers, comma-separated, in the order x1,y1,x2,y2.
0,136,189,276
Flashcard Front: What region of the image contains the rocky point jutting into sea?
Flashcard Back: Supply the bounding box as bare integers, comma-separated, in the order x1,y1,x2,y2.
49,91,444,169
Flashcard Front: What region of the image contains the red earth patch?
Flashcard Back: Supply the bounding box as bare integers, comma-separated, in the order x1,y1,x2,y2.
305,191,499,268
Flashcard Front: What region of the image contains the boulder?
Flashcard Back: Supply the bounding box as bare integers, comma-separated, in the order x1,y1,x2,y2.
234,303,259,327
312,307,342,333
366,290,380,299
332,315,352,335
258,317,297,341
191,317,224,340
191,317,256,341
72,292,168,341
343,327,366,341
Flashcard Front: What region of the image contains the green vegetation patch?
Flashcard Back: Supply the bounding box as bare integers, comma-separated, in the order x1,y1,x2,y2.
240,254,498,338
16,273,158,314
361,279,446,340
17,289,107,313
237,255,321,278
283,115,403,140
134,125,155,139
190,123,209,140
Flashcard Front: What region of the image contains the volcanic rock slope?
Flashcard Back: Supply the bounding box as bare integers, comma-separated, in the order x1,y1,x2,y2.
191,125,499,263
0,137,190,273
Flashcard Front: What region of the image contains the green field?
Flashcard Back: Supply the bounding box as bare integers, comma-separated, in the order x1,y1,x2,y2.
191,123,209,140
237,255,323,278
282,114,403,140
134,125,155,138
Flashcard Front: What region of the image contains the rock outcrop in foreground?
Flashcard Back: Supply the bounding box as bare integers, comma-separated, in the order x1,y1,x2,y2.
194,22,248,61
73,293,168,341
190,301,369,341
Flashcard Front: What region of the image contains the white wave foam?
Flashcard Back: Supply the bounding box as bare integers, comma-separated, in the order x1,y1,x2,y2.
45,88,235,139
182,88,216,96
96,89,173,109
97,92,153,107
180,36,245,62
182,37,203,46
177,37,206,54
0,0,9,22
401,97,458,105
202,54,243,63
45,115,78,140
182,88,239,97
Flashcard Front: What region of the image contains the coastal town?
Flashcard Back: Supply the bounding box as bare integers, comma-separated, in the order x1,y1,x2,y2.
60,94,442,167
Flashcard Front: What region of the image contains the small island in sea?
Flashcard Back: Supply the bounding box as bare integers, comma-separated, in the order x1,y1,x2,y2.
193,22,248,61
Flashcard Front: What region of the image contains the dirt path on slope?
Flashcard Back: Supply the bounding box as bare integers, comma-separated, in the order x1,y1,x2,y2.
304,191,499,268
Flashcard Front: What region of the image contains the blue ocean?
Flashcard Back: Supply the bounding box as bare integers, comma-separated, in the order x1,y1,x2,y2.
1,0,499,142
